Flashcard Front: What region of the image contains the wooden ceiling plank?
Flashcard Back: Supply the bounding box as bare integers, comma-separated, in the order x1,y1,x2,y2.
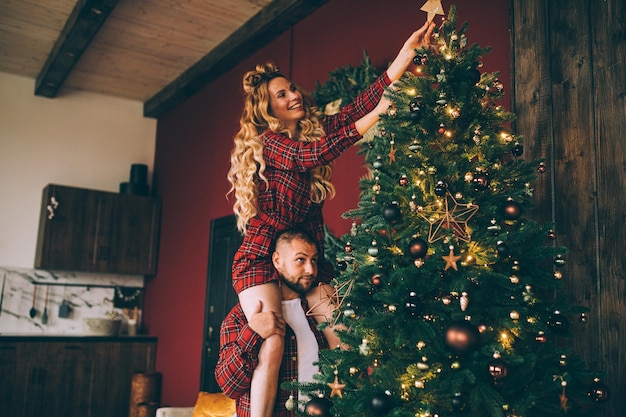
143,0,329,118
34,0,120,98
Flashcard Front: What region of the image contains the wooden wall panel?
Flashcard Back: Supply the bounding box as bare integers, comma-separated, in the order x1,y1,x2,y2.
590,0,626,412
511,1,626,417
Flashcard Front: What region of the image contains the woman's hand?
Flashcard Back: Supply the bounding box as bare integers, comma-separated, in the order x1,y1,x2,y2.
387,20,436,82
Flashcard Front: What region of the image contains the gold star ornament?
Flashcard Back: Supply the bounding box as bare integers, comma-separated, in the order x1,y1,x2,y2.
420,0,445,23
328,374,346,398
442,246,462,271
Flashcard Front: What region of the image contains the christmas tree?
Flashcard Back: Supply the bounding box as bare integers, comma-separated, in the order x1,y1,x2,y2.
287,4,609,417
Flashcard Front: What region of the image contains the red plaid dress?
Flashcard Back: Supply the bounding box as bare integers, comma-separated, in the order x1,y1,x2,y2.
232,72,392,294
215,298,328,417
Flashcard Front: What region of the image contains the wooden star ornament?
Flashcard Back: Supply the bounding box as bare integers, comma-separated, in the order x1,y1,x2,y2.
420,0,445,23
416,192,479,243
442,246,461,271
328,375,346,398
306,279,354,326
388,143,396,163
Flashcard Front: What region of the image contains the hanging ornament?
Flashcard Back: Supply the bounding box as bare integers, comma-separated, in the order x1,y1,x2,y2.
472,168,490,191
580,312,588,324
547,229,556,240
409,195,417,212
413,52,428,66
547,309,570,332
511,142,524,157
399,174,409,186
559,380,569,412
404,291,419,316
434,181,448,197
451,392,466,411
285,394,296,411
359,338,371,356
502,198,522,222
328,369,345,398
409,96,423,122
436,92,447,106
408,236,429,259
388,139,396,163
437,123,446,135
496,240,511,258
460,292,469,311
587,377,610,402
373,156,384,169
371,273,384,287
368,240,379,257
417,191,479,243
535,331,547,343
553,254,566,267
442,246,462,271
382,202,402,223
336,260,348,271
488,355,509,380
370,392,394,415
408,140,421,153
466,65,481,85
343,305,355,319
372,178,381,197
487,218,501,233
304,395,333,417
344,242,353,253
444,320,481,356
537,162,547,174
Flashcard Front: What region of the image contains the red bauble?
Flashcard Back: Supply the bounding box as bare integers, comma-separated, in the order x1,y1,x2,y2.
372,274,384,287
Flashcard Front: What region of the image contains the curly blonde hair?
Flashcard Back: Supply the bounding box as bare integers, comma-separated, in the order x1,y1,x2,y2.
227,62,336,234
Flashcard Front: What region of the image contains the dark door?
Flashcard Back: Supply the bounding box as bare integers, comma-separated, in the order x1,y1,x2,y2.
200,215,242,392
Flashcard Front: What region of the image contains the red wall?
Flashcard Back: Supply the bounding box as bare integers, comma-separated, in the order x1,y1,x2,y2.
146,0,511,406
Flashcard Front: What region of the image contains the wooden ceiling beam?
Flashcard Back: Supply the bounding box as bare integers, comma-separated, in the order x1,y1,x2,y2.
143,0,329,119
35,0,120,98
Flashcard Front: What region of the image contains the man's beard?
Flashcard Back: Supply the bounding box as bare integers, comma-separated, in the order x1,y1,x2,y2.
281,276,315,295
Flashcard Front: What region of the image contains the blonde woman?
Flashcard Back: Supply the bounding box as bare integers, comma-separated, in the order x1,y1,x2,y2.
226,21,435,417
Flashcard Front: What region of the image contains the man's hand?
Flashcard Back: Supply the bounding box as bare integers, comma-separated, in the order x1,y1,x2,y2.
247,300,286,339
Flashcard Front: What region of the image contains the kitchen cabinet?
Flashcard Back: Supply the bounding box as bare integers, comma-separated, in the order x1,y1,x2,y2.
0,336,157,417
34,184,161,275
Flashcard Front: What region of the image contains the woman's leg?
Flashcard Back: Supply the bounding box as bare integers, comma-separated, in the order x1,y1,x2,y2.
238,282,284,417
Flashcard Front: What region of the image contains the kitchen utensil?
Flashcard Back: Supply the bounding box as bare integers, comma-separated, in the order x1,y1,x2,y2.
41,286,49,325
58,286,71,318
0,274,6,317
58,300,71,318
29,285,38,318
